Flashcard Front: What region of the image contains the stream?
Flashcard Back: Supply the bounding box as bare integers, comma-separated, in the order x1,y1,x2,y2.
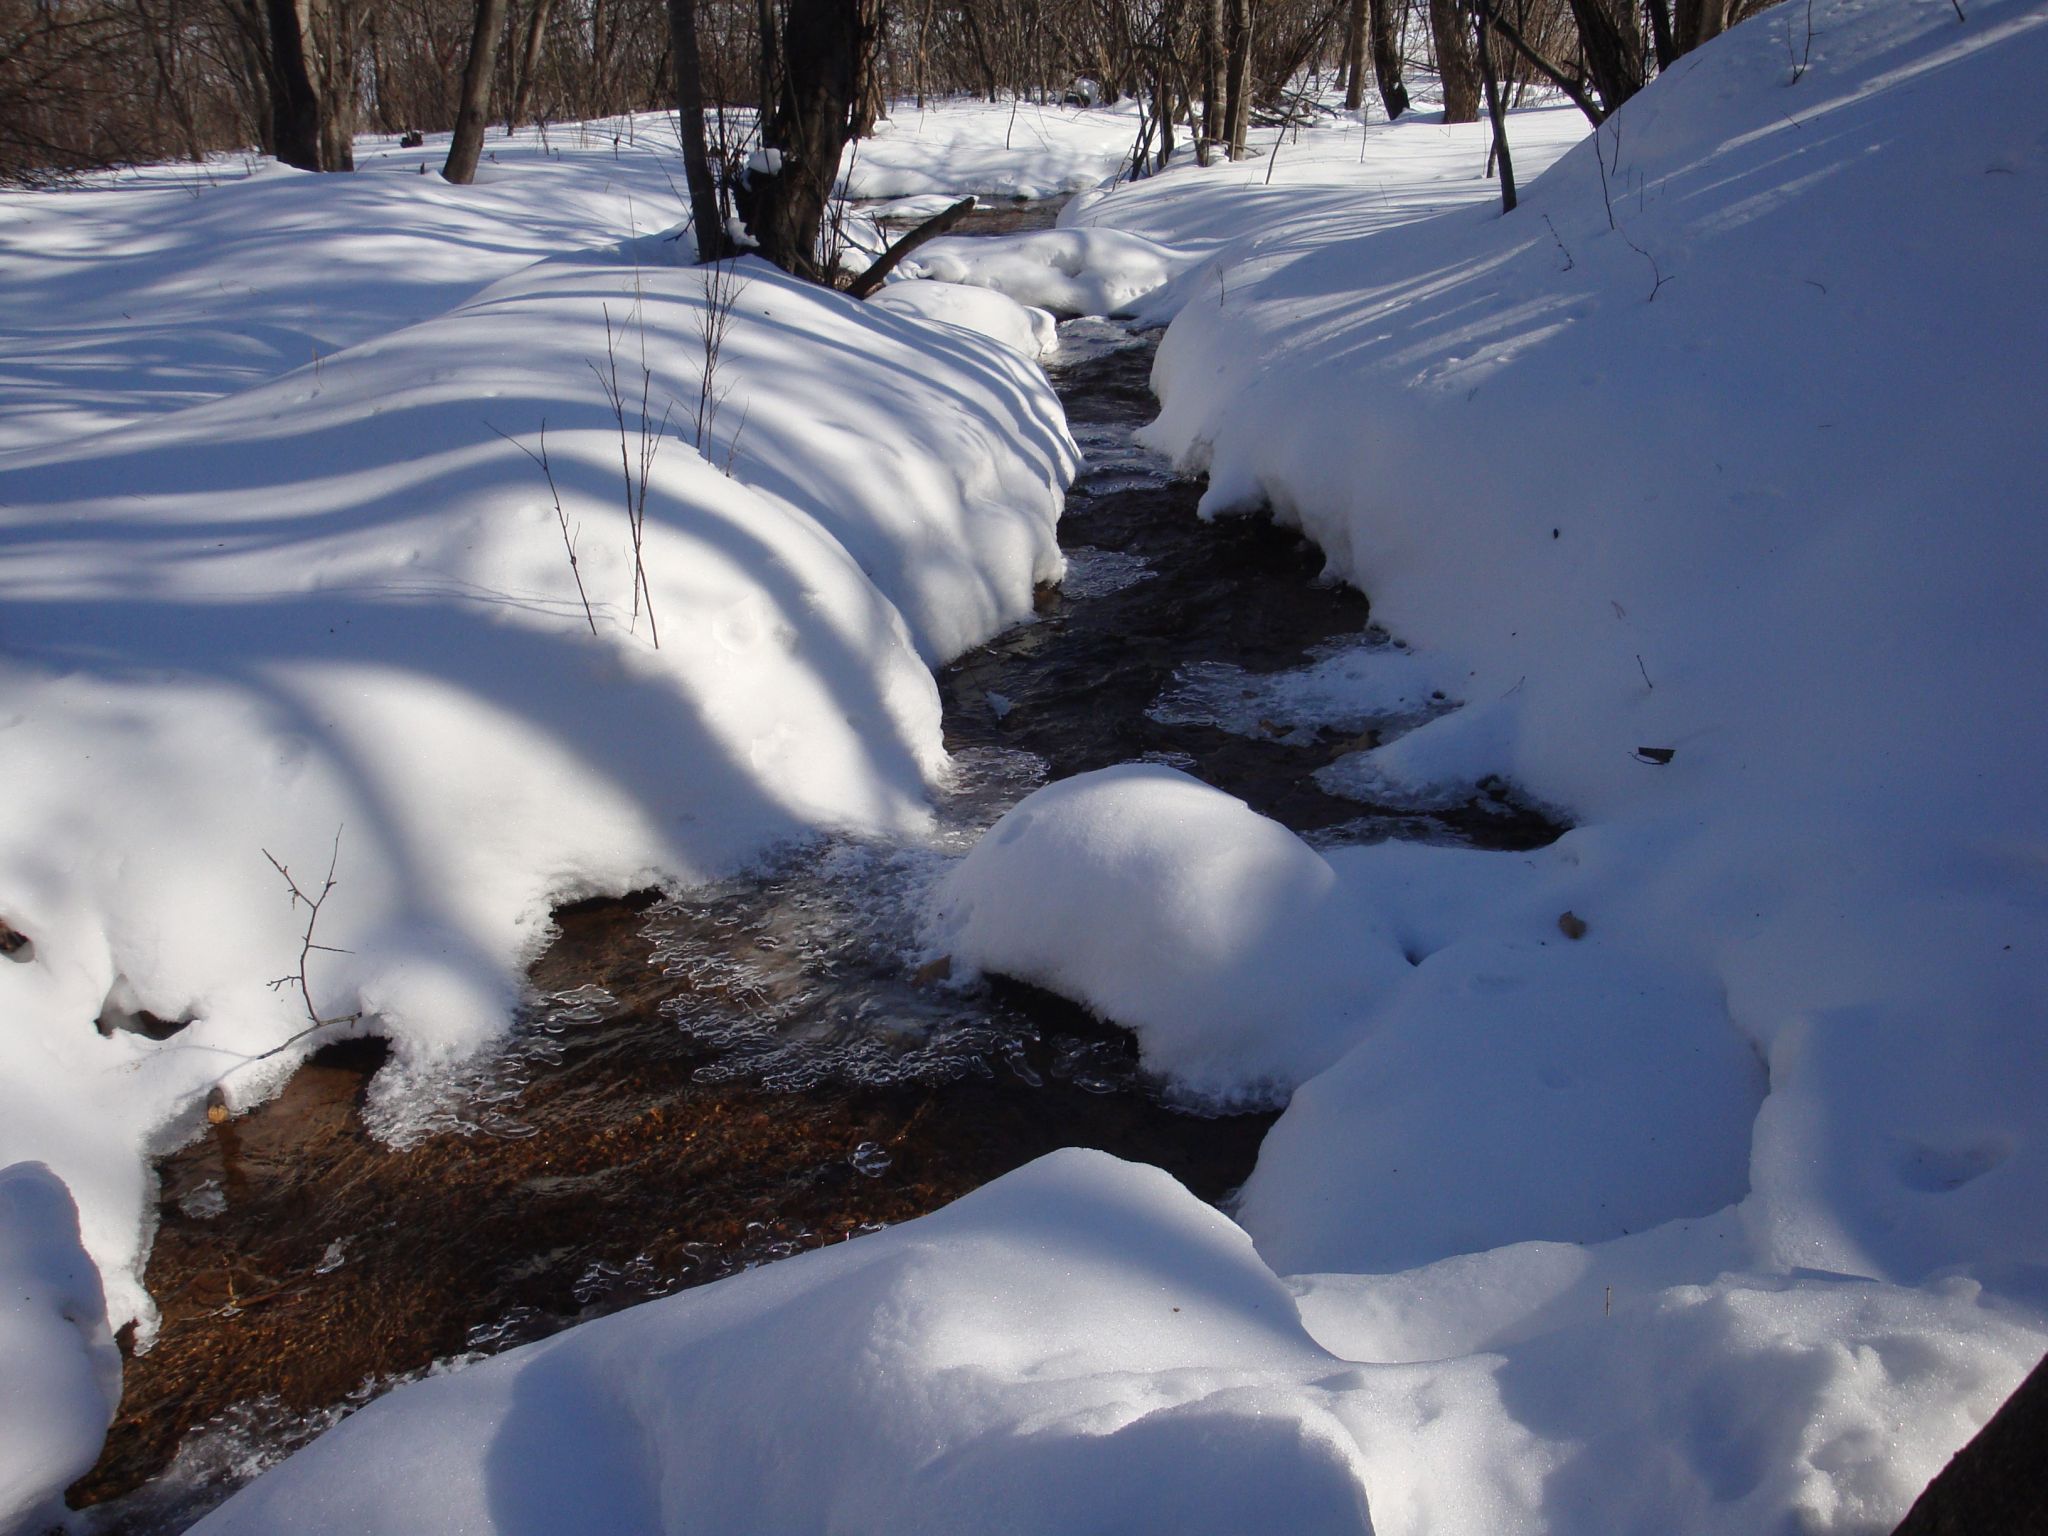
73,203,1559,1534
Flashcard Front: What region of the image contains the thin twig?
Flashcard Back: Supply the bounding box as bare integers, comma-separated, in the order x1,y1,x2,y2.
258,828,361,1054
490,421,597,635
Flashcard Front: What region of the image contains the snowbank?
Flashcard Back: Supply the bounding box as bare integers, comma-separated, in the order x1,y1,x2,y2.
190,1152,1375,1536
1093,0,2048,1298
0,1164,120,1536
190,1146,2044,1536
0,246,1070,1334
0,114,704,456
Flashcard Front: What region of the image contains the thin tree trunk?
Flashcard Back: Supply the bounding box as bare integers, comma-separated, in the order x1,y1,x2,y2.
1223,0,1252,158
444,0,508,182
1341,0,1366,108
667,0,726,260
1199,0,1225,163
1474,0,1515,210
507,0,553,129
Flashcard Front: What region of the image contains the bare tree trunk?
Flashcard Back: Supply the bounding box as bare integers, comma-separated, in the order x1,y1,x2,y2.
1223,0,1252,158
443,0,508,182
507,0,554,129
741,0,868,279
1341,0,1366,109
1672,0,1726,55
667,0,726,260
1474,0,1514,210
266,0,329,168
1368,0,1410,117
1565,0,1644,114
1199,0,1226,163
1428,0,1479,122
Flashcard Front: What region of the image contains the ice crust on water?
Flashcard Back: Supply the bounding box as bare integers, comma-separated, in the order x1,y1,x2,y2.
1148,635,1455,745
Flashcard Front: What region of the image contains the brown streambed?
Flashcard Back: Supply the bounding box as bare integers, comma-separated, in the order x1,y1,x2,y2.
74,220,1560,1533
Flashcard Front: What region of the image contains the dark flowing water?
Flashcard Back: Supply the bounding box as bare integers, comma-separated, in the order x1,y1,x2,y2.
73,205,1559,1533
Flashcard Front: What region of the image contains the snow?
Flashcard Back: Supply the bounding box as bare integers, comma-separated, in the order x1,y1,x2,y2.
866,278,1058,358
0,167,1070,1350
931,765,1413,1106
10,0,2048,1521
900,226,1198,316
0,1164,120,1536
189,1152,1377,1536
845,97,1149,201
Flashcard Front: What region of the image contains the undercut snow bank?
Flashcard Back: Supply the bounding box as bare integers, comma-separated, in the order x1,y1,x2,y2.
0,253,1072,1328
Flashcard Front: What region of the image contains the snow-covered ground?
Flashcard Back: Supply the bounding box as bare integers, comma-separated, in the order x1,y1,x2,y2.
6,0,2047,1527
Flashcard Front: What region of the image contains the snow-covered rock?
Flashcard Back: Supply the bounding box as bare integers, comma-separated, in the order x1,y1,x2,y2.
904,226,1197,317
931,766,1410,1106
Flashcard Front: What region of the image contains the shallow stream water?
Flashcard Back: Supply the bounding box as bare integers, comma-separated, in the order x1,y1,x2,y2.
75,203,1558,1533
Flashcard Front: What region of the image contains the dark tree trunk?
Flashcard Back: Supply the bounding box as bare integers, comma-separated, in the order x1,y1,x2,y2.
743,0,868,279
1199,0,1226,163
1341,0,1366,109
667,0,726,260
1368,0,1410,118
507,0,554,130
1429,0,1480,121
1894,1350,2048,1536
267,0,329,169
443,0,508,183
1645,0,1676,70
852,0,885,134
1565,0,1644,114
1673,0,1726,56
1223,0,1252,158
1474,0,1514,211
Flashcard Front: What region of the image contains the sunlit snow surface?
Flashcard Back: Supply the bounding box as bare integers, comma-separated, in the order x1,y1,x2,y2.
10,1,2048,1527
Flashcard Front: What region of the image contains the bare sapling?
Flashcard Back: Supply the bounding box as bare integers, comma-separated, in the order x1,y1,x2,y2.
1786,0,1815,82
589,300,671,648
1595,117,1671,302
490,420,597,635
692,257,750,465
232,829,364,1078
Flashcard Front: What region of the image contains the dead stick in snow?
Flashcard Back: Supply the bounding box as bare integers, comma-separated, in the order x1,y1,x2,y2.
846,196,977,300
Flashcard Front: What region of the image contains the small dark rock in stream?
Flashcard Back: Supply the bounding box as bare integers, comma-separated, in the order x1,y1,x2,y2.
76,274,1561,1534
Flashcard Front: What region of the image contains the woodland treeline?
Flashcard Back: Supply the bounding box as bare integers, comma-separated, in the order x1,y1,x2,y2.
2,0,1767,188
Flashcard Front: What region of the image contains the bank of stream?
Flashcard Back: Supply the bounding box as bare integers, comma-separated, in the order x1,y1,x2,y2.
73,203,1560,1534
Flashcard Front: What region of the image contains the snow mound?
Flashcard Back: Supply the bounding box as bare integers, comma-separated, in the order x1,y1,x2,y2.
0,1164,120,1536
190,1150,1374,1536
905,227,1198,317
1240,939,1766,1275
868,278,1058,357
929,766,1410,1105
